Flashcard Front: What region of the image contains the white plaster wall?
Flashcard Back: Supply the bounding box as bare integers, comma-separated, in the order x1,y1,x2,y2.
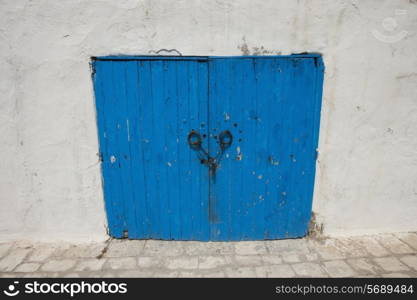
0,0,416,241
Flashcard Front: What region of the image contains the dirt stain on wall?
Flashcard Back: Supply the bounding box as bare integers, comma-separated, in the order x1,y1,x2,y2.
237,37,282,55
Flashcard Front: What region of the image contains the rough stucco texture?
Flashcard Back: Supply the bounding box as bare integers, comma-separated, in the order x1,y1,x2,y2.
0,0,416,241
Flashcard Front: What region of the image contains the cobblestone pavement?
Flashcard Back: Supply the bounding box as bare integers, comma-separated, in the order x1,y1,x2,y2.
1,232,417,278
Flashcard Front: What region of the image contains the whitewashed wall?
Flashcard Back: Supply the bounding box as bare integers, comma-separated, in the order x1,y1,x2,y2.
1,0,416,241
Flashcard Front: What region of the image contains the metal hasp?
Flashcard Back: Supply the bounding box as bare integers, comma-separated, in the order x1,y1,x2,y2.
187,129,233,177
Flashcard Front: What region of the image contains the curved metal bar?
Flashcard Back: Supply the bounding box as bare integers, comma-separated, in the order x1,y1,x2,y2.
218,130,233,150
187,130,202,149
187,129,233,174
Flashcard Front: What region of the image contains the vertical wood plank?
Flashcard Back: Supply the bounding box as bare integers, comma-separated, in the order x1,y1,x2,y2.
93,61,125,238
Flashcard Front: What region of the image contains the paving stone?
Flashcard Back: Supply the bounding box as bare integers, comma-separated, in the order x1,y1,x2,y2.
137,256,163,268
152,271,179,278
63,243,106,258
74,259,106,272
354,236,391,257
234,241,268,255
323,260,356,277
234,255,263,266
27,246,57,262
375,234,414,255
347,258,380,275
23,272,58,278
0,248,32,271
267,239,310,254
261,255,283,265
12,241,34,250
91,272,119,278
198,256,230,269
183,242,235,255
373,257,409,272
44,243,73,258
317,245,346,260
304,252,320,261
225,267,257,278
330,238,370,258
202,270,226,278
142,240,183,257
105,240,145,257
395,233,417,250
178,271,203,278
0,243,13,258
353,274,379,278
281,253,303,263
41,259,77,272
117,270,152,278
399,255,417,271
14,263,40,272
166,256,198,270
104,257,137,270
178,270,203,278
292,262,327,277
62,273,81,278
0,272,21,278
381,273,411,278
255,264,295,277
309,240,346,260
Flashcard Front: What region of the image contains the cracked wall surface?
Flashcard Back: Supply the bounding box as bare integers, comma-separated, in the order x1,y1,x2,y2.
0,0,416,241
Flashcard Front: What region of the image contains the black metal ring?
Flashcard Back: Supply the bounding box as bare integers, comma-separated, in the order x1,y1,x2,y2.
218,130,233,149
187,130,202,150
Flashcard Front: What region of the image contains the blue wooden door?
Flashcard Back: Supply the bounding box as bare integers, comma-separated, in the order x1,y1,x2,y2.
92,55,324,241
93,57,211,240
208,57,324,240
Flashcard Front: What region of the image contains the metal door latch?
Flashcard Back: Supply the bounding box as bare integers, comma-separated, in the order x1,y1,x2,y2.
187,130,233,175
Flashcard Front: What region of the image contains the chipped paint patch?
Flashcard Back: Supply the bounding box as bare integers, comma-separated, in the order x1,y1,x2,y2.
126,119,130,141
236,146,243,161
269,156,280,166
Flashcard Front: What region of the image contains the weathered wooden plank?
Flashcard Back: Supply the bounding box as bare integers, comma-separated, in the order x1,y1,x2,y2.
93,61,125,237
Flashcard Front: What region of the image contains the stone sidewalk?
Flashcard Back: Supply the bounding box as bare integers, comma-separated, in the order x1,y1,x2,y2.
1,232,417,278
